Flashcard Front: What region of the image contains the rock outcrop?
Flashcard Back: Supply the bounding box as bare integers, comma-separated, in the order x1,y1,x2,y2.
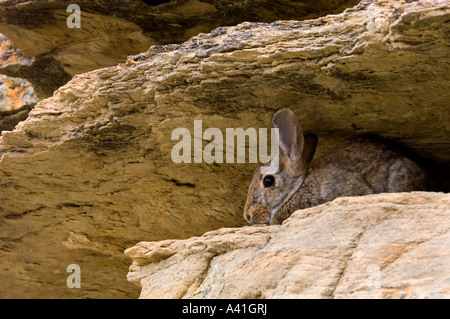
126,192,450,299
0,0,449,298
0,0,359,98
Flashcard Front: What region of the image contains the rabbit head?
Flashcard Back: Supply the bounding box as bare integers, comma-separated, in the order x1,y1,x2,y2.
243,108,317,225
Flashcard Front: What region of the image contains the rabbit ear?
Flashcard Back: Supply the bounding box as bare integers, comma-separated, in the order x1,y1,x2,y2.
272,108,308,177
300,133,318,169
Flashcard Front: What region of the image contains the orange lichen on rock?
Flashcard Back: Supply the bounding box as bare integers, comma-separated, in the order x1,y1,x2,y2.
0,74,37,111
381,286,413,297
0,36,21,67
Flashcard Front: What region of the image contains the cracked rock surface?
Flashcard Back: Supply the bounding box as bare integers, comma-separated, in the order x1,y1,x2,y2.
0,0,449,298
126,192,450,299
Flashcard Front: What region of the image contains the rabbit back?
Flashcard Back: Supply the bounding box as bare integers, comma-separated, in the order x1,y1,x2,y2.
270,136,432,224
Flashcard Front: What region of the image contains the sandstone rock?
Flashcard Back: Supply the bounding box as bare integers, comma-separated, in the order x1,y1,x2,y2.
126,192,450,299
0,0,359,98
0,0,449,298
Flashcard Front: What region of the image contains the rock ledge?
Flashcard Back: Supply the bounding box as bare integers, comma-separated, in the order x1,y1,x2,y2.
126,192,450,299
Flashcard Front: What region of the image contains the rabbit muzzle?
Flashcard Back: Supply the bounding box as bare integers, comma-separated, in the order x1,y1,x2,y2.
244,203,271,225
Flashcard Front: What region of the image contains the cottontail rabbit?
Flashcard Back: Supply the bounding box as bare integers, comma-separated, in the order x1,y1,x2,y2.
244,108,433,225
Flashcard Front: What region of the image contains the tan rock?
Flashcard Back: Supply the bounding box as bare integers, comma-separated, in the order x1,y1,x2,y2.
126,192,450,299
0,0,449,298
0,0,359,98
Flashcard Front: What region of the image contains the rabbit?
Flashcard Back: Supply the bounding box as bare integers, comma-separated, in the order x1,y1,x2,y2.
243,108,434,225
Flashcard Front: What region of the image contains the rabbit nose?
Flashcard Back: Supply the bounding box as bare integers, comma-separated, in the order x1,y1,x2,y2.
245,204,270,225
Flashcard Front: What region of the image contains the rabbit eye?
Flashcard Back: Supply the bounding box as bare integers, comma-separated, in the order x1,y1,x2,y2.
263,175,275,188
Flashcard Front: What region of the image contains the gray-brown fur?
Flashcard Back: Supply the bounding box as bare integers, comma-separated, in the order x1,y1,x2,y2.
243,108,433,225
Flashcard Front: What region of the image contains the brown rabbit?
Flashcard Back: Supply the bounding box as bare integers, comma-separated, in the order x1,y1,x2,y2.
243,108,433,225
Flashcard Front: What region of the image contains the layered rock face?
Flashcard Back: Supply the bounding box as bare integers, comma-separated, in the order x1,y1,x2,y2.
0,0,359,98
126,192,450,299
0,0,449,298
